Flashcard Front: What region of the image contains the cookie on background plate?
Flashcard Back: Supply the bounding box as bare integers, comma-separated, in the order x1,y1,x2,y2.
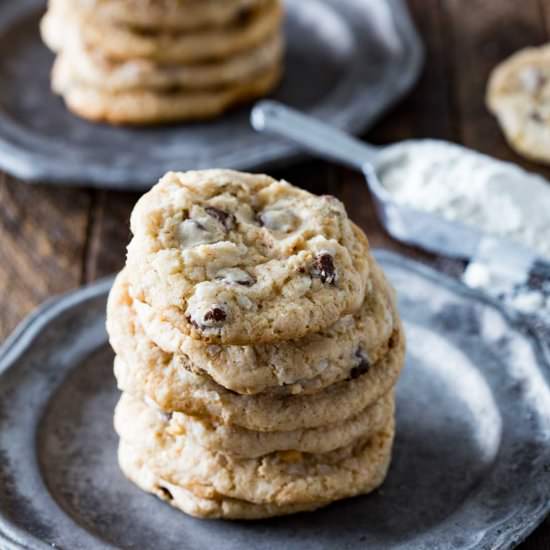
487,43,550,164
44,0,283,63
126,170,372,345
65,0,268,32
51,57,282,125
44,26,283,93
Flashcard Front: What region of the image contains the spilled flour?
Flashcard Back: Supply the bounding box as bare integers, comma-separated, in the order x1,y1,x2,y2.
377,140,550,261
377,139,550,328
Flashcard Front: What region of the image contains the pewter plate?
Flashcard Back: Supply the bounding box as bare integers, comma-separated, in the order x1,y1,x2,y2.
1,250,549,550
0,0,423,190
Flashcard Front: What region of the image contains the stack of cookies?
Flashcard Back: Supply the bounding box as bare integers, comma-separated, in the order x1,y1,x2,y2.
40,0,284,124
107,170,405,519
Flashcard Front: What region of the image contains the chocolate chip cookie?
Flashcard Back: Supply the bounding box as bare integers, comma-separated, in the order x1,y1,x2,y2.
126,170,371,345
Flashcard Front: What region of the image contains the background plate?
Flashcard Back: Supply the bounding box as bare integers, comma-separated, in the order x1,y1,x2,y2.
0,0,423,190
0,251,549,550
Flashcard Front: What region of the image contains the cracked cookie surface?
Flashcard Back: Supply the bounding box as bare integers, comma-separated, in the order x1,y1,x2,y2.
125,170,371,345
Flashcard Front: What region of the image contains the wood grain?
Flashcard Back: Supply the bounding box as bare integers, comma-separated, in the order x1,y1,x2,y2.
84,189,138,282
0,174,91,337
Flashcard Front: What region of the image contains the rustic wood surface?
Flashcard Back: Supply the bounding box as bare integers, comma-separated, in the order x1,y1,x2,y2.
0,0,548,546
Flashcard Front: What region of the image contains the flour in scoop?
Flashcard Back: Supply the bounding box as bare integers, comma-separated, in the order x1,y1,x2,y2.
377,140,550,260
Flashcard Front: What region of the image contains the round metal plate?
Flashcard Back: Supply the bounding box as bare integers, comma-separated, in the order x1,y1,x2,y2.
0,251,549,550
0,0,423,189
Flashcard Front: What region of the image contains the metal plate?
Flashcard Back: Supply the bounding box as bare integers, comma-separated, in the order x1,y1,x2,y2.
0,0,423,190
1,250,549,550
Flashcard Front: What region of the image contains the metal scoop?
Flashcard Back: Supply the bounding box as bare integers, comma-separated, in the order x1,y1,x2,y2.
251,101,550,340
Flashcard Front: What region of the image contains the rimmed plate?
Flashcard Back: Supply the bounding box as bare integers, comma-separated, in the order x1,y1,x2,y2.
0,250,549,549
0,0,423,189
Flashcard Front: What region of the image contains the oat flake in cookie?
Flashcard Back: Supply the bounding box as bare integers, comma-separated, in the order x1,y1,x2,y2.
126,170,371,345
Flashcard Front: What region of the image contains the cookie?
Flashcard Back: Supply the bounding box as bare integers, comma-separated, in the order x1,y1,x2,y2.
116,391,394,458
51,56,282,125
42,10,283,93
43,0,283,63
487,44,550,164
115,395,395,506
125,170,371,344
67,0,267,32
118,443,330,519
111,308,404,431
109,265,396,395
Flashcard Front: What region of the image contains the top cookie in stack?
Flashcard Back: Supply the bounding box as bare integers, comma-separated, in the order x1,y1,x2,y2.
40,0,284,125
125,170,371,344
108,170,405,519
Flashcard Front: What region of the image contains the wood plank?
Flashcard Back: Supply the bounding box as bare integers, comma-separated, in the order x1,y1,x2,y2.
0,175,91,339
83,189,138,282
369,0,456,144
540,0,550,34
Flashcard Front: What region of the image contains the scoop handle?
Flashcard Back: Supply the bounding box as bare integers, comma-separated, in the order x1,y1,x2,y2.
251,101,379,172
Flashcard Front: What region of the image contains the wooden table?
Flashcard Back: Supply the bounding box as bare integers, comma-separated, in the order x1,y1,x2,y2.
1,0,548,546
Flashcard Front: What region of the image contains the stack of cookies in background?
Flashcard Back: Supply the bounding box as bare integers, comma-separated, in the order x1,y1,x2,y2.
106,169,405,519
40,0,284,125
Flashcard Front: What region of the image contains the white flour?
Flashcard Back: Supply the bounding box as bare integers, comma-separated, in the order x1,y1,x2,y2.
377,140,550,261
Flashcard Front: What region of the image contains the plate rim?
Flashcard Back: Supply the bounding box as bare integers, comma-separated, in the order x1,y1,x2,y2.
0,0,425,189
0,250,548,550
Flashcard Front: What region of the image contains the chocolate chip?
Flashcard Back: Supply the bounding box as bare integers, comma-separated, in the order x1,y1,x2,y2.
235,6,253,25
534,73,546,91
530,111,544,123
350,348,370,379
311,253,337,285
350,361,370,379
187,306,227,331
236,278,254,287
160,411,173,422
186,315,200,330
204,307,227,324
204,207,235,230
158,487,174,501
